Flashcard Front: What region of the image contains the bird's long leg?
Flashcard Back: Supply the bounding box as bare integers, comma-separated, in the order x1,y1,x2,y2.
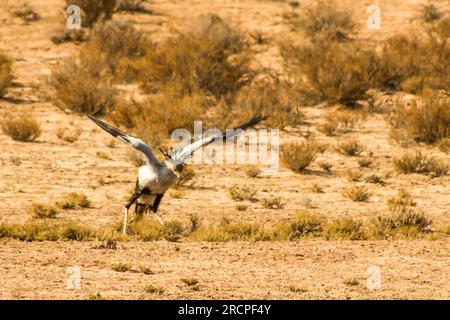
152,194,165,225
123,207,128,234
123,181,143,234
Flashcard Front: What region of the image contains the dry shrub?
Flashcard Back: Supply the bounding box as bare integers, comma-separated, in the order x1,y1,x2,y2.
282,41,378,107
144,285,165,294
0,220,95,241
0,53,14,97
228,185,257,202
288,0,355,42
371,209,432,239
1,113,42,142
12,5,40,22
365,174,385,185
111,92,208,146
245,165,261,178
393,152,448,176
131,14,252,100
388,95,449,144
233,82,302,128
324,218,366,240
67,0,116,28
51,28,86,44
192,219,265,242
387,190,416,212
57,126,82,143
374,35,449,93
281,140,320,172
335,139,364,156
116,0,153,14
30,204,59,219
276,211,323,240
50,55,117,114
87,20,150,81
358,157,374,168
111,263,131,272
261,196,285,209
345,169,363,182
418,3,443,23
438,138,450,153
325,110,366,133
56,192,91,209
342,185,371,202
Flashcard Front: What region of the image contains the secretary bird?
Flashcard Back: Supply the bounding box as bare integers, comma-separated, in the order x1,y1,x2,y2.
88,114,266,234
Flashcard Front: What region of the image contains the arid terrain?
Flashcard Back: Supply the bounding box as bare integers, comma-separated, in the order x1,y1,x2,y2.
0,0,449,299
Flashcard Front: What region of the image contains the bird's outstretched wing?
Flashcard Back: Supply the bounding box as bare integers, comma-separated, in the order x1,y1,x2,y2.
88,115,161,166
171,115,267,162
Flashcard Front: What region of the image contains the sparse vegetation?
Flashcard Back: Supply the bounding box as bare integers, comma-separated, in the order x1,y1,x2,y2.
261,196,285,209
56,192,91,210
345,169,363,182
1,113,42,142
358,157,374,168
335,139,364,156
342,185,371,202
245,165,261,178
282,41,378,107
288,0,355,42
144,285,165,294
116,0,153,14
111,263,131,272
181,277,199,287
56,126,82,143
393,152,448,176
50,56,117,115
276,211,323,240
12,5,40,22
281,140,320,172
365,174,385,185
228,185,257,202
343,277,359,286
388,96,449,145
30,204,59,219
418,4,443,24
0,53,13,97
325,218,366,240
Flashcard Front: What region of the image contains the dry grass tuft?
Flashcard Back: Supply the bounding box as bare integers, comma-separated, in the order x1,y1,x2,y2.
261,196,285,209
287,0,355,42
56,192,91,210
0,53,13,97
324,218,366,240
132,14,252,100
418,3,443,23
30,203,59,219
276,211,323,240
345,169,363,182
281,140,320,172
393,152,448,176
50,56,117,115
388,95,449,145
228,185,257,202
245,165,261,178
335,139,364,156
342,185,371,202
116,0,153,14
111,263,131,272
1,113,41,142
282,41,378,107
12,6,40,22
144,285,165,294
56,126,82,143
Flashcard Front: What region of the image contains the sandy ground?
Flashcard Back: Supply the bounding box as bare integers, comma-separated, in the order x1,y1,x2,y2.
0,0,449,299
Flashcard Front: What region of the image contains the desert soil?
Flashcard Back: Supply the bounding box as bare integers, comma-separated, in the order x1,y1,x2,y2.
0,0,449,299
